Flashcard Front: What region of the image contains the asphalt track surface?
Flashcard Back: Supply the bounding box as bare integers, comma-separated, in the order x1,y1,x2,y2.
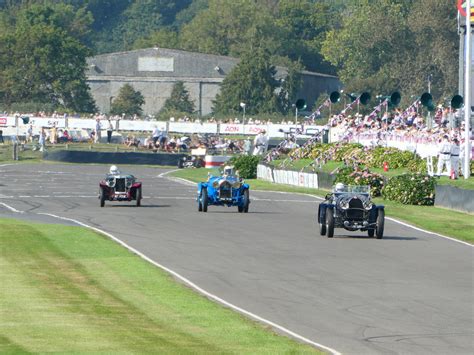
0,163,472,355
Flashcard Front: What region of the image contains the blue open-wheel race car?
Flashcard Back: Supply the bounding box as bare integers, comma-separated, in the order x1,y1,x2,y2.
197,166,250,213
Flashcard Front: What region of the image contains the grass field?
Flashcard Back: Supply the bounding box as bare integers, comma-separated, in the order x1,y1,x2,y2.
170,168,474,244
0,218,322,354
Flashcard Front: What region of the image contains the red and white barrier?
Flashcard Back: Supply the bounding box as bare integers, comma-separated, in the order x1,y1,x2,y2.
204,155,231,168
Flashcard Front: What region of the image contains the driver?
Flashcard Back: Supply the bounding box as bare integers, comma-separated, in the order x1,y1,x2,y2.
334,182,346,193
109,165,120,175
223,165,233,176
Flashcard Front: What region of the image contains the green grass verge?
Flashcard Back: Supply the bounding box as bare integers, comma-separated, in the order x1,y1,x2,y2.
0,218,321,354
170,168,474,244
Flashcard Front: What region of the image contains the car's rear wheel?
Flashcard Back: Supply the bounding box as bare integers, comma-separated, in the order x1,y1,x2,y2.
243,189,249,213
202,187,208,212
198,197,203,211
99,187,105,207
376,209,385,239
326,208,334,238
136,187,142,207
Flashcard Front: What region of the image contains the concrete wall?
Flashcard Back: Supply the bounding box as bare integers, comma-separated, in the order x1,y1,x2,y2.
86,48,340,116
434,185,474,214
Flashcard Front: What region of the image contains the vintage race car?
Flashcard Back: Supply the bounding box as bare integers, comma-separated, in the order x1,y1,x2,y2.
177,155,204,169
99,166,142,207
197,166,250,213
317,184,385,239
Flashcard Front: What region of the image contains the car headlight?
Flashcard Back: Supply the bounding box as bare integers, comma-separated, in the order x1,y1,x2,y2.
106,178,115,187
231,181,241,188
363,200,373,210
212,180,219,188
339,200,349,210
126,179,133,187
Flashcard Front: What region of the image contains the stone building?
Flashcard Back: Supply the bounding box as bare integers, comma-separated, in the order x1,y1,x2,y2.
86,47,340,116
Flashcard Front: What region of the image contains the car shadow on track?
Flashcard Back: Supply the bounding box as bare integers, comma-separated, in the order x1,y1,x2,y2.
198,211,280,214
105,204,171,208
332,235,417,241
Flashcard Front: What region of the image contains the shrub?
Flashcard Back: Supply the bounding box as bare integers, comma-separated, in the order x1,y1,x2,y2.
382,173,435,205
229,155,260,179
334,167,385,197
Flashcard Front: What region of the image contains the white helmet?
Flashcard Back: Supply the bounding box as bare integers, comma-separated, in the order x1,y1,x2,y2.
335,183,346,192
109,165,120,175
223,165,233,175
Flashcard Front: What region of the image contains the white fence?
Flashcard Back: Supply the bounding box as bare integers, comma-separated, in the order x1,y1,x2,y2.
257,164,319,189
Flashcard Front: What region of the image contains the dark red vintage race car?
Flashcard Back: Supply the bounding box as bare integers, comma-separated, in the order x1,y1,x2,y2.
99,166,142,207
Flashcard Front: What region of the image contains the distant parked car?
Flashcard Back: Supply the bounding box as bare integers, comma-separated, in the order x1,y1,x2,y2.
317,183,385,238
197,166,250,212
99,165,142,207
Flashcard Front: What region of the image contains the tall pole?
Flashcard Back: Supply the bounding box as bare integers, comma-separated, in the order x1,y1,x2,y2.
295,107,298,125
427,74,432,129
464,0,472,179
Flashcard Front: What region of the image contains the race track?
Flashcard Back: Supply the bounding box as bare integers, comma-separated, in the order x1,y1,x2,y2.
0,163,472,355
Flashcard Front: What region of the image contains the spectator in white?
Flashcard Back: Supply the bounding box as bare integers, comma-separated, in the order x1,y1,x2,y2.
38,127,46,152
106,119,114,144
243,138,252,155
27,124,33,143
436,135,452,177
253,129,268,155
450,138,460,179
152,126,160,146
94,118,101,143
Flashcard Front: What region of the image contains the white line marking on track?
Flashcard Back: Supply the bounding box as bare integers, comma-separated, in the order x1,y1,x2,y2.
0,202,24,213
0,199,340,354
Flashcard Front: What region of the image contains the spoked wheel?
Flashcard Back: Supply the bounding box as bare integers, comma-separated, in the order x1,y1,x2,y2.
243,189,249,213
198,197,203,211
202,187,208,212
326,208,334,238
375,209,385,239
99,187,105,207
136,187,142,207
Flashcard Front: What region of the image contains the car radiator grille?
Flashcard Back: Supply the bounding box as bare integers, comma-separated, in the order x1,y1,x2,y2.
219,182,232,199
347,199,364,220
115,178,126,192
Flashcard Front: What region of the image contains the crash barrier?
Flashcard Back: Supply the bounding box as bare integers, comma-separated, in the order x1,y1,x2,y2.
204,155,231,168
43,150,186,166
434,185,474,214
0,115,326,138
257,163,335,190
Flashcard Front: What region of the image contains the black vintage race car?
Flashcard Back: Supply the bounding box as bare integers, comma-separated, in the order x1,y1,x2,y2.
98,166,142,207
317,183,385,239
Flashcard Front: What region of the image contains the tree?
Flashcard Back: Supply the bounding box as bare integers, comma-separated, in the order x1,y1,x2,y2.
161,81,195,114
213,47,279,115
110,84,144,116
321,0,458,105
0,2,96,112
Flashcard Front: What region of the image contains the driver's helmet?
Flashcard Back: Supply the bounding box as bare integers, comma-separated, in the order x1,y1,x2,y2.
223,165,233,176
109,165,120,175
334,182,346,192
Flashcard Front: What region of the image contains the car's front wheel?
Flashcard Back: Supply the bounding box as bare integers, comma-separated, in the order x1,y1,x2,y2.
99,187,106,207
318,207,326,235
375,209,385,239
243,189,249,213
326,208,334,238
202,187,208,212
136,187,142,207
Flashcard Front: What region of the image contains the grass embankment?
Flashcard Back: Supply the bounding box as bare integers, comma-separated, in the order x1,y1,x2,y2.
0,218,321,354
170,168,474,244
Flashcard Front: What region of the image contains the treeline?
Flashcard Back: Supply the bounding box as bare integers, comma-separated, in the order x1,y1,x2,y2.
0,0,460,116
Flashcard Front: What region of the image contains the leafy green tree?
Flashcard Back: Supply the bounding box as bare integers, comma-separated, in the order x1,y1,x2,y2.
213,47,279,115
0,2,96,112
161,81,195,114
321,0,458,105
110,84,144,116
